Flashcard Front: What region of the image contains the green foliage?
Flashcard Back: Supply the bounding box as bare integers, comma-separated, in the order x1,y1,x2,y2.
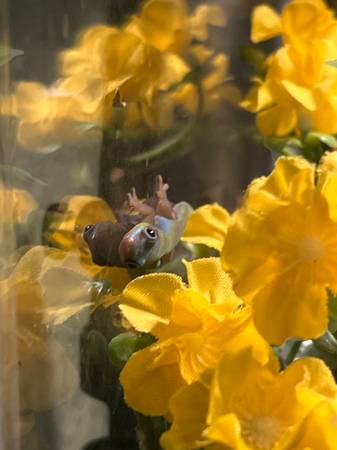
108,331,156,369
0,46,23,66
263,132,337,162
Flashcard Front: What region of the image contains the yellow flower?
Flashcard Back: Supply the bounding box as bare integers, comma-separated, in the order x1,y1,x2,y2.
59,21,189,131
243,43,337,137
181,203,230,251
0,81,96,151
0,246,92,415
0,185,38,264
251,0,337,60
125,0,225,54
222,151,337,344
161,348,337,450
0,185,37,225
174,51,241,115
244,0,337,137
119,257,269,416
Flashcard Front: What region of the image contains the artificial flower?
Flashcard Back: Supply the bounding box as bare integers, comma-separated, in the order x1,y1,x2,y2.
59,20,189,131
119,257,269,416
0,81,98,151
243,0,337,137
222,151,337,344
0,185,37,225
174,51,241,115
161,348,337,450
242,45,337,136
251,0,337,60
125,0,226,54
181,203,230,251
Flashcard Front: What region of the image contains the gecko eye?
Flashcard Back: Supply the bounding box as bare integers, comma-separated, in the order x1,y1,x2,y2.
144,227,157,240
83,224,95,240
84,224,94,233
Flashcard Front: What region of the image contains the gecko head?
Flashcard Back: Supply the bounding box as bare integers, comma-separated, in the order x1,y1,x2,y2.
118,223,162,269
83,221,125,267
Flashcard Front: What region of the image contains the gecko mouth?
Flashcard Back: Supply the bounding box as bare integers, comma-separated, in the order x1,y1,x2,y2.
125,260,140,269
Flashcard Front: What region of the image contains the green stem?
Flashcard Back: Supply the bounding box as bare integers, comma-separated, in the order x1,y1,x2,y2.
284,339,302,366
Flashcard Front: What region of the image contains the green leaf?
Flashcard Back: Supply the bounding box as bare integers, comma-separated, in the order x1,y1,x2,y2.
75,122,102,133
263,137,302,156
127,121,193,164
304,132,337,149
108,332,156,369
314,331,337,355
327,288,337,333
241,45,267,76
0,46,23,66
326,59,337,68
0,165,47,186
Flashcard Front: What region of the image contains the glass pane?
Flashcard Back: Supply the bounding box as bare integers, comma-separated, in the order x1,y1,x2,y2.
0,1,272,449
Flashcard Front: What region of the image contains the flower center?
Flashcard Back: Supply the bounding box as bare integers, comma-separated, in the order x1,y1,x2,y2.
298,235,324,263
178,333,204,353
241,415,281,450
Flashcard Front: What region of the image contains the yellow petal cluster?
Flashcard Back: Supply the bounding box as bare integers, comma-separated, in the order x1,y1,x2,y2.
161,348,337,450
119,257,269,416
243,0,337,136
0,246,90,416
1,0,233,151
0,185,37,226
222,151,337,344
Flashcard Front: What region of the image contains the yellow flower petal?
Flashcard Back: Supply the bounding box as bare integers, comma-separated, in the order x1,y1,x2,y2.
189,4,226,41
184,257,236,304
251,5,282,43
119,273,185,333
281,402,337,450
257,103,297,136
120,345,184,417
205,414,250,450
161,376,211,450
281,80,316,111
182,203,229,251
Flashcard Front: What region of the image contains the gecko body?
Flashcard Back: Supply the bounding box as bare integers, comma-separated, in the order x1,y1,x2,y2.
83,176,193,269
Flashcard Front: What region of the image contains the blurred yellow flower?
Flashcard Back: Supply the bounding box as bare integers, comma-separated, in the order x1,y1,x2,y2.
0,81,97,151
59,20,189,131
119,257,269,416
222,151,337,344
242,46,337,136
244,0,337,137
0,246,90,415
126,0,225,54
251,0,337,60
1,0,234,148
174,51,241,115
0,185,37,225
182,203,230,251
161,348,337,450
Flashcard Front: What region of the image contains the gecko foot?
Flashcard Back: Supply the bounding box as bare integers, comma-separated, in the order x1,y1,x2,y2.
155,175,169,201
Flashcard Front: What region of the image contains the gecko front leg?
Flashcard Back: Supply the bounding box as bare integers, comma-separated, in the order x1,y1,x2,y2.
154,175,176,220
127,187,154,222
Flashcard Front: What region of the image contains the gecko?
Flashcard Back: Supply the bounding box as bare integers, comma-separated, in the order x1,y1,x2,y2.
83,175,193,269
